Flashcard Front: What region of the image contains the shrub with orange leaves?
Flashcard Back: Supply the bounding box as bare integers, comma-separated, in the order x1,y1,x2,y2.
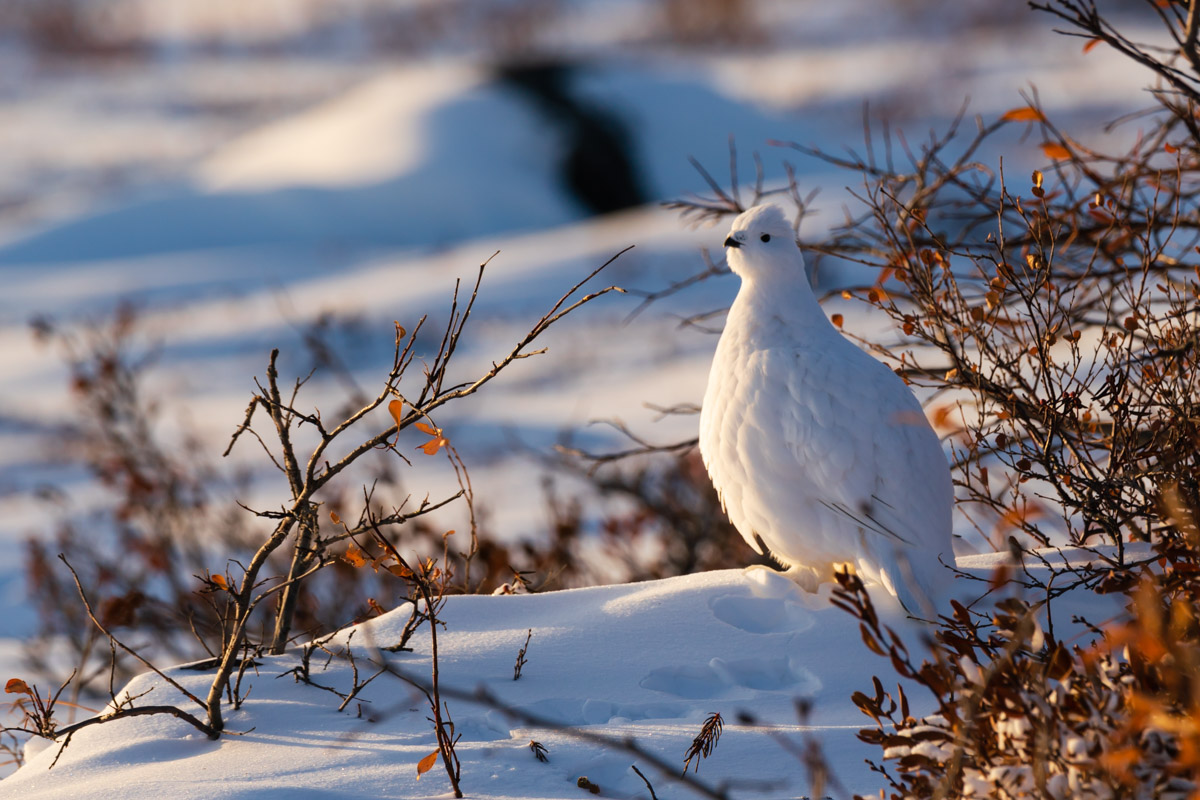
800,1,1200,796
664,1,1200,797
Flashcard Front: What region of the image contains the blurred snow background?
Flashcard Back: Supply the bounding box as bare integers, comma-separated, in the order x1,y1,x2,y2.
0,0,1154,778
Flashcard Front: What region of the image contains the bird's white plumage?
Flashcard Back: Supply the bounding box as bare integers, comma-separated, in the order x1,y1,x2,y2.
699,204,955,615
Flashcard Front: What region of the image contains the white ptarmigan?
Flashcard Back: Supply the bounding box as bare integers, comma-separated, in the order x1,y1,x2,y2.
699,204,955,616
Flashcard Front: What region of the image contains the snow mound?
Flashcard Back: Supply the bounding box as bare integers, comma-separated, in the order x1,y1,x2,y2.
5,569,896,799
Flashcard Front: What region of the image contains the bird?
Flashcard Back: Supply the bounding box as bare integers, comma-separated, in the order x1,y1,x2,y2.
698,203,956,616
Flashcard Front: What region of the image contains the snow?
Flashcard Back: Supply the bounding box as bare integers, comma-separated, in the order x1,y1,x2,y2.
0,548,1130,798
0,568,934,799
0,0,1158,793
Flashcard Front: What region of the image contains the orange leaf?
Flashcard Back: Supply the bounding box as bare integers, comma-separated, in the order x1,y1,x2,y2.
344,543,368,568
387,399,404,427
330,510,341,525
1000,106,1045,123
1041,142,1071,160
1099,746,1140,778
419,437,448,456
413,421,438,436
211,574,228,590
1082,37,1101,54
5,678,30,695
931,404,959,431
831,314,844,328
386,563,413,579
417,750,439,777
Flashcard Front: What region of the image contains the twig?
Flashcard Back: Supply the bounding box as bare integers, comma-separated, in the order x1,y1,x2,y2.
59,555,212,719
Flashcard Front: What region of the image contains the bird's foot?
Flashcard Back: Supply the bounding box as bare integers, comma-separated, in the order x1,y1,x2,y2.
741,563,816,592
781,564,823,593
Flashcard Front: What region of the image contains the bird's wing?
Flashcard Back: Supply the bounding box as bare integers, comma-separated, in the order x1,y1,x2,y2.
781,343,955,608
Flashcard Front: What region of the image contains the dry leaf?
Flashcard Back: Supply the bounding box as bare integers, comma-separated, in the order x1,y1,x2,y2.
831,314,844,328
1000,106,1045,123
1082,37,1101,54
387,399,404,427
414,422,438,436
1041,142,1071,160
419,437,449,456
344,543,368,568
5,678,30,695
417,750,439,778
330,510,341,525
386,564,413,579
212,574,228,590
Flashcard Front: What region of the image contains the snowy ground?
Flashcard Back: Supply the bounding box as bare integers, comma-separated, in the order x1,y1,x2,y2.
0,0,1159,792
1,548,1133,799
0,560,1026,798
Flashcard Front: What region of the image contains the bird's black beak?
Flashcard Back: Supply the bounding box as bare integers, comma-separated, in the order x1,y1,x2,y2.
724,237,741,249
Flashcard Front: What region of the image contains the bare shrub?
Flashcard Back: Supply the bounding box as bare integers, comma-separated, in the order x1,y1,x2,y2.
13,250,628,764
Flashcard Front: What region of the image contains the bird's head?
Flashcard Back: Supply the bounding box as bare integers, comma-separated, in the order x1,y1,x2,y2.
723,204,802,282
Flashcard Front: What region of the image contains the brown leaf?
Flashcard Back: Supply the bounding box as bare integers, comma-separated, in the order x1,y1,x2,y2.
860,624,886,656
344,543,368,568
831,314,844,328
1099,746,1140,780
1001,106,1045,123
413,421,438,436
5,678,30,695
1082,37,1101,54
211,574,229,591
100,592,144,628
385,563,414,579
330,510,341,525
419,436,448,456
416,750,439,777
387,399,404,427
1041,142,1071,160
930,404,959,431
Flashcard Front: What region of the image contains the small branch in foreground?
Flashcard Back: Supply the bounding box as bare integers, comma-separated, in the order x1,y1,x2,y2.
513,630,532,680
631,764,659,800
682,711,724,775
59,555,211,718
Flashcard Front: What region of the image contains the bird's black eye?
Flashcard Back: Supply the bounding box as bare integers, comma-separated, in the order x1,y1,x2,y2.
760,234,771,243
